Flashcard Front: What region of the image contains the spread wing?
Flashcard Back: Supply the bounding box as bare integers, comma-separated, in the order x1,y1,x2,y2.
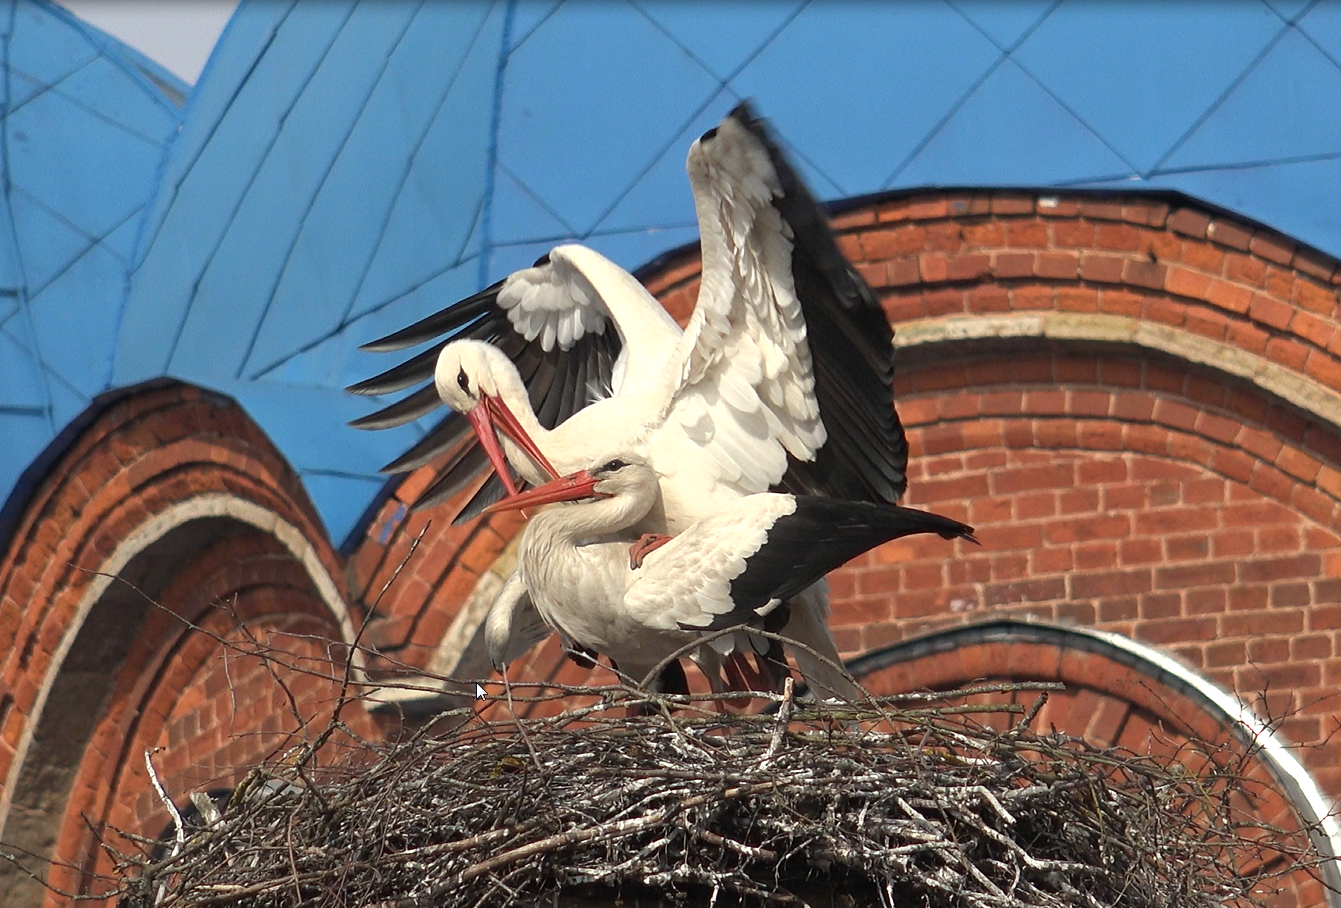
665,102,908,504
347,250,626,517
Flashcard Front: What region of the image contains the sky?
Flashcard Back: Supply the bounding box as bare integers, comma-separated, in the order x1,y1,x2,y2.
58,0,237,84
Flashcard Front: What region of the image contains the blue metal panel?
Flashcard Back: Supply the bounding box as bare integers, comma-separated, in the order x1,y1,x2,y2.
347,6,502,320
118,2,348,382
241,2,497,378
299,470,391,548
489,166,578,244
0,320,46,409
1014,1,1283,175
7,87,162,239
593,93,726,235
129,1,296,272
52,54,178,144
27,242,122,397
1298,1,1341,61
730,2,1002,195
7,189,91,293
1265,0,1316,22
41,364,89,431
509,0,563,51
0,412,52,510
168,2,414,381
898,60,1133,188
7,0,99,89
497,0,720,234
1163,28,1341,170
949,0,1056,49
637,0,805,82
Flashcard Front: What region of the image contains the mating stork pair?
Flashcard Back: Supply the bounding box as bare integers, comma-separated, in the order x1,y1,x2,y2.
350,102,975,702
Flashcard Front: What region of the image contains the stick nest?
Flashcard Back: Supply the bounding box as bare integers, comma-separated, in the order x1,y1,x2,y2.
113,682,1325,908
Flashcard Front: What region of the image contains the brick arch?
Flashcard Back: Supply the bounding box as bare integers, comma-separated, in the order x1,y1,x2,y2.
847,620,1340,908
0,384,359,906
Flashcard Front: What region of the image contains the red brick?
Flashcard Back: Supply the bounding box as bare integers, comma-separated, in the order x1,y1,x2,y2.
991,194,1035,215
1206,279,1254,313
1078,252,1127,285
1154,561,1235,589
1248,292,1294,331
1249,231,1296,265
1122,259,1166,290
1167,208,1211,238
946,252,991,281
1077,200,1125,222
1239,554,1321,583
1207,219,1252,251
1135,616,1218,644
1070,569,1152,599
1294,278,1337,315
1292,246,1337,282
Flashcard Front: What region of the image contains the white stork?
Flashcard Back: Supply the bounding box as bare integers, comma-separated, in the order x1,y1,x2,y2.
350,102,909,697
483,456,975,700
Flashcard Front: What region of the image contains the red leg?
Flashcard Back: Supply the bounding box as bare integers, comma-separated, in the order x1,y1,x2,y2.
628,532,674,569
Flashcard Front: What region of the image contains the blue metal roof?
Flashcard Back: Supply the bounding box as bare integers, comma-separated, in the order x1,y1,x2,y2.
0,0,184,523
6,0,1341,547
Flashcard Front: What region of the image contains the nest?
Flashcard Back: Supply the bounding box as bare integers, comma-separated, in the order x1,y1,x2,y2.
112,680,1324,908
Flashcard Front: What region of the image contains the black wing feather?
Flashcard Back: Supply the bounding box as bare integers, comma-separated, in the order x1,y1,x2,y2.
731,101,908,504
690,500,975,632
347,257,625,519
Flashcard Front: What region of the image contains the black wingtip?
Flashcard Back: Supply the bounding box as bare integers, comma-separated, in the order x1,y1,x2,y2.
699,126,718,142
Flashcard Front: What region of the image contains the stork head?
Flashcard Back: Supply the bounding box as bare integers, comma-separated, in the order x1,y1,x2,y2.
434,340,560,496
434,340,512,413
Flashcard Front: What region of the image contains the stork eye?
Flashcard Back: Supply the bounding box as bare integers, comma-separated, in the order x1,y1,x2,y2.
599,459,628,473
456,367,471,395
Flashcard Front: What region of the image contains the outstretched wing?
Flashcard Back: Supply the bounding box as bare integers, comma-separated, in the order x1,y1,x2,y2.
347,250,628,516
665,102,908,505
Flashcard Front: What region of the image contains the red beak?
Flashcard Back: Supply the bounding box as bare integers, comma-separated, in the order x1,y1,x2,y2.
463,395,562,501
483,469,604,514
466,406,521,497
483,394,560,481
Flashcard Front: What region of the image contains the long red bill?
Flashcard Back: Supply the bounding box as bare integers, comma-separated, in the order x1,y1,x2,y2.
484,395,560,482
466,406,520,497
483,469,603,514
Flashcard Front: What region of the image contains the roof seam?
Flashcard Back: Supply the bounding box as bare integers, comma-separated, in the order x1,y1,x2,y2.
883,0,1063,189
235,2,426,380
249,248,483,382
339,1,498,326
161,2,354,376
478,0,514,290
128,1,300,276
588,0,813,230
1147,16,1294,175
1,0,53,434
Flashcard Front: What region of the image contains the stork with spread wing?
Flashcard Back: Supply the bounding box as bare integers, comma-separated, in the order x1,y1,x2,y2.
350,102,912,699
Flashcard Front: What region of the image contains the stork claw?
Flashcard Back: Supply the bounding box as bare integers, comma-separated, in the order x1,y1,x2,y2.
628,533,673,569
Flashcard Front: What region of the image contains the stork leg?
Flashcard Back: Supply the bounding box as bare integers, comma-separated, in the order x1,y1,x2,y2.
628,533,674,569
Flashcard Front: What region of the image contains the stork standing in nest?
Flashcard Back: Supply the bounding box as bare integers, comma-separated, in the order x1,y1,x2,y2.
351,102,912,699
486,455,974,701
